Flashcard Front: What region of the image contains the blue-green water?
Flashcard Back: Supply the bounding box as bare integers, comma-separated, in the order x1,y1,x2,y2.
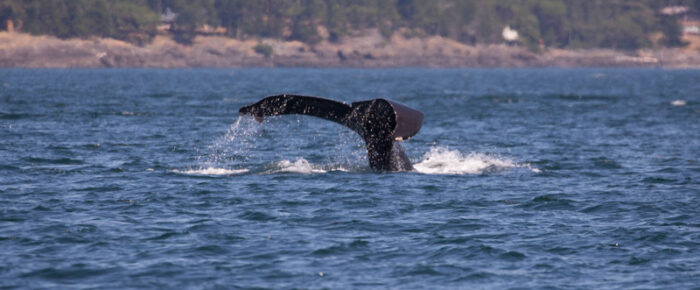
1,68,698,288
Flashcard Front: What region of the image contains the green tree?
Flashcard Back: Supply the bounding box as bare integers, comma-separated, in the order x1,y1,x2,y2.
110,0,159,43
289,0,326,44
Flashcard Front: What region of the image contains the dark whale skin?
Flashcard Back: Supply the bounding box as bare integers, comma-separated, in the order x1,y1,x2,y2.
239,94,424,171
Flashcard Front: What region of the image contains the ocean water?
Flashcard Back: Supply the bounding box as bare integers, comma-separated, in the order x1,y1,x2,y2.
0,68,698,289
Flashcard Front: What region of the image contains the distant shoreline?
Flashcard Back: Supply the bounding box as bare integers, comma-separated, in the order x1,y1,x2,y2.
1,31,699,69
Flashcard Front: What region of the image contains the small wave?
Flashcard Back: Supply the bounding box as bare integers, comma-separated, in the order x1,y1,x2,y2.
173,167,249,175
413,147,537,175
670,100,687,106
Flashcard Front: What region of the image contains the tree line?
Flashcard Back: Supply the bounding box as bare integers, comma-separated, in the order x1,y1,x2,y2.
1,0,697,50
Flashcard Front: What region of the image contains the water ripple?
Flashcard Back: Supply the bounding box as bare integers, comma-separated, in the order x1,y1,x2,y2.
1,68,698,289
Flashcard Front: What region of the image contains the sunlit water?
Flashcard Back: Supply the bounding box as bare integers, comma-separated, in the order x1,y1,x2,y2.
1,68,698,288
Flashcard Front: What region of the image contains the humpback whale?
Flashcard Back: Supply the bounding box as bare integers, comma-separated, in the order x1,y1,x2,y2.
239,94,424,171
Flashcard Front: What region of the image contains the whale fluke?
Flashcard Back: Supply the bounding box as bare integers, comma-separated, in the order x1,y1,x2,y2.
239,94,424,171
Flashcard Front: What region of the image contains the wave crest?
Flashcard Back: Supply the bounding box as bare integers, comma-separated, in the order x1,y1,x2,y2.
274,158,338,174
173,167,249,175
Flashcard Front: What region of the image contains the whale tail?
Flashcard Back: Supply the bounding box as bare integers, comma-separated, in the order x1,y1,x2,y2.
239,94,424,171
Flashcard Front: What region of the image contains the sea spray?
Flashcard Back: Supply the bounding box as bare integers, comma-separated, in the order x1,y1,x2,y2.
203,116,261,163
413,146,537,175
179,115,366,175
266,117,362,174
180,116,537,175
179,117,537,175
328,124,367,169
262,115,367,171
180,116,261,175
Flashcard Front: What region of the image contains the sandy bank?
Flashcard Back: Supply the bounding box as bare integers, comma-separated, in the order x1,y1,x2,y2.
1,30,699,68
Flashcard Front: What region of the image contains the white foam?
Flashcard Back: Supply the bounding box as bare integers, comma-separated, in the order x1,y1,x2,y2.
274,158,327,174
174,167,249,175
413,147,537,175
671,100,687,106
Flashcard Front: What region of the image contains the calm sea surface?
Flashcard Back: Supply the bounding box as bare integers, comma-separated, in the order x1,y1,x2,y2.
1,68,698,289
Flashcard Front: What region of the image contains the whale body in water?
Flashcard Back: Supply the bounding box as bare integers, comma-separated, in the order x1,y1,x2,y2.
239,94,424,171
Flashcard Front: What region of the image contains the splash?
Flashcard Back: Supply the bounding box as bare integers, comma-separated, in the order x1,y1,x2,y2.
173,167,249,175
203,116,261,163
413,147,537,175
187,116,261,173
186,117,538,175
172,116,262,175
275,158,326,174
271,158,348,174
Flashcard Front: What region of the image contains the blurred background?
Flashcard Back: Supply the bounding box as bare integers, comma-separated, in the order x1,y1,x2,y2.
1,0,699,67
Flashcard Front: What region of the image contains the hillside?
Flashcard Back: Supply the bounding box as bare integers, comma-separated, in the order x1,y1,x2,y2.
2,29,699,68
1,0,697,51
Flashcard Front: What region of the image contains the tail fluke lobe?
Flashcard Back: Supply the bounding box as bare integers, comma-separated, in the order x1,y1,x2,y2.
238,94,352,125
239,95,423,172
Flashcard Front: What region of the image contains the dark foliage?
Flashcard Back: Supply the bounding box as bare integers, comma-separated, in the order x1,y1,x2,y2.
1,0,695,49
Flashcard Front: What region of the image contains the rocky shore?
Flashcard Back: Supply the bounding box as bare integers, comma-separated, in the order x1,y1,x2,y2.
1,30,699,68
